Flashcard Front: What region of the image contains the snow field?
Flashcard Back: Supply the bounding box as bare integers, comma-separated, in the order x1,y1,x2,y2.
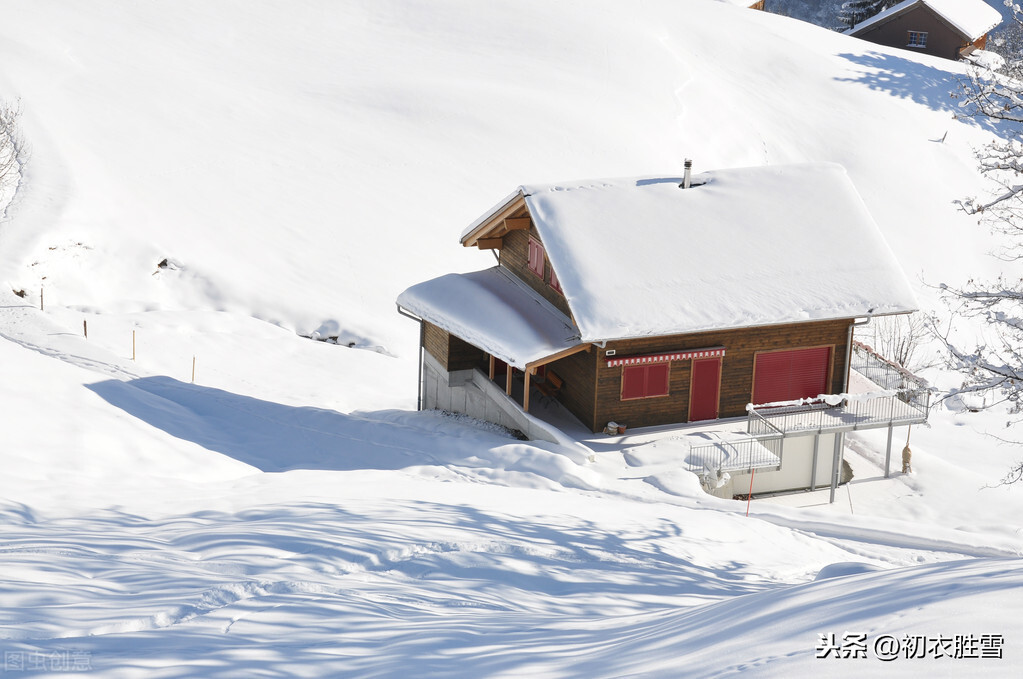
0,0,1022,676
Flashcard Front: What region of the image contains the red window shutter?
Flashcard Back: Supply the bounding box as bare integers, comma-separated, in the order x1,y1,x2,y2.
550,266,563,293
622,365,646,400
647,363,669,396
622,363,670,400
527,237,545,278
753,347,831,404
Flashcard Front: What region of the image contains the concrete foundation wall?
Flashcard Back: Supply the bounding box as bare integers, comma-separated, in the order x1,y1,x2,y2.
421,352,565,444
729,433,843,495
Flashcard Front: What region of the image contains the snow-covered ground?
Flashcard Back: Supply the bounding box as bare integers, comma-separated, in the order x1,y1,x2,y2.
1,1,1021,676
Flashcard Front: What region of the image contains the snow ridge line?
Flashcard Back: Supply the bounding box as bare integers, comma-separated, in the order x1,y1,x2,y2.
750,511,1022,560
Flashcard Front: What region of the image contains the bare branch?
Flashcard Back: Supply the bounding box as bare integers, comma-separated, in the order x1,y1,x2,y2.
0,98,29,218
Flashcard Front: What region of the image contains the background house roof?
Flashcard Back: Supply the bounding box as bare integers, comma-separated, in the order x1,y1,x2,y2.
519,162,917,343
845,0,1002,41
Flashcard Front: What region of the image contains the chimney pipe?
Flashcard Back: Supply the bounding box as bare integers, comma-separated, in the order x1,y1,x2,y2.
681,159,692,189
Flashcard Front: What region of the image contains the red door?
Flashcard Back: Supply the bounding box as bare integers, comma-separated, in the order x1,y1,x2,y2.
753,346,831,405
689,358,721,421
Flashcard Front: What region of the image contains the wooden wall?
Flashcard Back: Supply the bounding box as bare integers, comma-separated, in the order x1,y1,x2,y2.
853,5,974,60
578,320,853,432
543,345,598,430
499,219,574,319
425,312,855,435
423,321,484,371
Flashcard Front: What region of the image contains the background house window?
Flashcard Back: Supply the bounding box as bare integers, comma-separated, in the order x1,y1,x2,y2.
907,31,927,48
527,237,545,278
549,266,563,293
621,363,670,400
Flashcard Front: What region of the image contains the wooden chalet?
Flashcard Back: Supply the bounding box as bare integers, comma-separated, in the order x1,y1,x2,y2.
730,0,766,9
845,0,1001,60
397,163,919,444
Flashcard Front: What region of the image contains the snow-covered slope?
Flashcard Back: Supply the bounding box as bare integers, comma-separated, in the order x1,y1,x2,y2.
1,1,1021,676
0,0,1007,349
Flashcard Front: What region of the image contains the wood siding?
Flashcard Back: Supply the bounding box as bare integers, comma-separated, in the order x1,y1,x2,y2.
852,5,980,60
423,321,484,371
545,345,599,429
499,222,574,319
585,320,853,432
426,317,856,435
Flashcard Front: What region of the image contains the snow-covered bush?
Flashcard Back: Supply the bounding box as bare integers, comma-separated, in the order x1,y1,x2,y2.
0,98,27,218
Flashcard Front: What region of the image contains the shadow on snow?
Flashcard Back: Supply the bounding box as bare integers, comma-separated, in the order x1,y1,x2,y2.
835,51,1023,139
85,376,513,473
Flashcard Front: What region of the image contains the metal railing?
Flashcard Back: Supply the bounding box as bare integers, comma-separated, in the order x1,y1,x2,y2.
747,392,929,437
850,340,928,393
683,434,783,475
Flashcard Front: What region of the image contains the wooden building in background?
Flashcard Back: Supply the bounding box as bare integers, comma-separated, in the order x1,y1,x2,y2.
845,0,1001,61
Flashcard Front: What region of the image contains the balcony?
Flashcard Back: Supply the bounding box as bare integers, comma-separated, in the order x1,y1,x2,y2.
681,431,783,477
746,340,931,439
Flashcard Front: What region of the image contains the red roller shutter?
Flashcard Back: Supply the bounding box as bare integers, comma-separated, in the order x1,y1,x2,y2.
753,346,832,405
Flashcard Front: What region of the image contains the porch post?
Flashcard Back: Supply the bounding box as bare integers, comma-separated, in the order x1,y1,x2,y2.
489,355,495,380
417,319,425,411
884,425,894,478
506,367,512,396
523,370,531,412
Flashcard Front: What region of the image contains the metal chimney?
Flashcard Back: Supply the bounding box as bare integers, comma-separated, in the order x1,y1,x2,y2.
681,159,692,189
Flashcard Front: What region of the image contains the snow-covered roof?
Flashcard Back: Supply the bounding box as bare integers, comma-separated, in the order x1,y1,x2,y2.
413,163,917,365
397,266,581,369
846,0,1001,41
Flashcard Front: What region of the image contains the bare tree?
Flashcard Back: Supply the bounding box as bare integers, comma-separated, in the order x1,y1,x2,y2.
838,0,899,30
857,313,933,373
1,98,28,218
942,7,1023,483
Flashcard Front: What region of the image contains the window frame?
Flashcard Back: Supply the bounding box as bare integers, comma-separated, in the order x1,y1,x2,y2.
620,362,671,401
907,31,927,48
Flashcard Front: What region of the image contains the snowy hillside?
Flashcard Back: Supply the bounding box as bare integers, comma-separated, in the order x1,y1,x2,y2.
1,0,1021,676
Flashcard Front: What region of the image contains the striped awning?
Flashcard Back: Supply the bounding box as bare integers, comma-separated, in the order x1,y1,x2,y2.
606,346,725,367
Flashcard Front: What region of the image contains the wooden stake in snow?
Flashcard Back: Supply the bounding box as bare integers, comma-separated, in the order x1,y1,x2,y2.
132,330,136,361
83,320,88,339
191,356,196,383
40,286,44,311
